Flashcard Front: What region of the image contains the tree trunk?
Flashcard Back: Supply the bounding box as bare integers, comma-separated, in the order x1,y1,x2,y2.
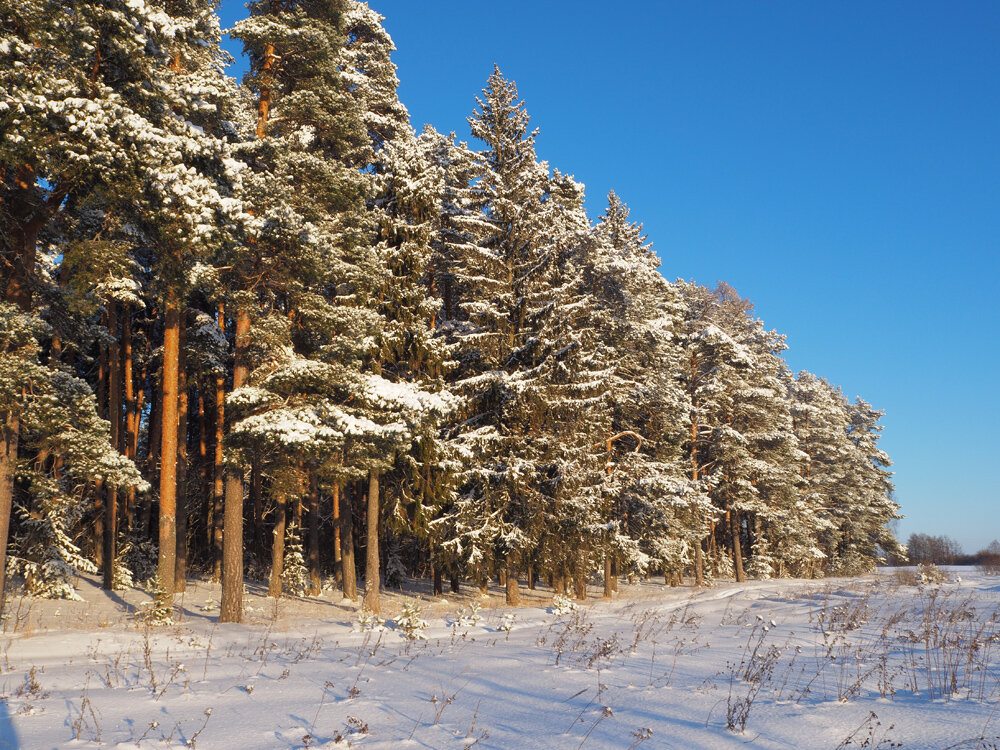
553,573,566,596
603,552,614,599
94,340,107,572
730,508,745,583
691,538,705,589
268,492,287,598
505,558,520,606
141,348,160,537
250,461,263,568
450,573,460,594
103,302,120,590
0,411,18,614
339,483,357,600
432,558,443,596
123,305,138,533
211,307,225,583
157,288,180,608
221,308,250,622
574,570,587,601
174,333,189,594
331,479,342,586
574,550,587,600
363,472,381,614
307,471,321,596
197,386,209,566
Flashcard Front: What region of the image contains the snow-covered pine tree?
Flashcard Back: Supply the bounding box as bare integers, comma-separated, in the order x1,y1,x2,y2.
680,282,809,582
788,371,853,574
438,68,611,604
435,67,549,600
590,192,703,590
367,129,460,595
337,1,409,166
1,0,234,604
788,374,901,574
227,0,372,617
841,397,901,571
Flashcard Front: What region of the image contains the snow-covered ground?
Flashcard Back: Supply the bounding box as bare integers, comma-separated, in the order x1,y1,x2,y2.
2,568,999,749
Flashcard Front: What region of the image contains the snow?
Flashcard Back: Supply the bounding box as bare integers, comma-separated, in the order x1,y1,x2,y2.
2,569,998,749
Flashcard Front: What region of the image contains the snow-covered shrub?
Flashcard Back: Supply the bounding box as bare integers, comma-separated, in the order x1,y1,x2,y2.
712,551,735,581
918,563,947,584
395,602,428,640
551,594,578,615
9,476,96,600
13,557,90,601
747,538,776,580
282,522,309,597
499,613,515,632
122,538,159,585
455,601,482,626
382,537,408,589
358,607,387,631
138,575,173,625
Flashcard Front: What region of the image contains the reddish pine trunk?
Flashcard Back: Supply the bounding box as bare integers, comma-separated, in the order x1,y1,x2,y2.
174,330,189,593
158,288,180,607
268,493,287,598
250,462,263,566
363,472,381,614
256,43,276,139
211,343,225,582
0,411,18,613
332,480,343,586
123,305,138,533
103,303,121,589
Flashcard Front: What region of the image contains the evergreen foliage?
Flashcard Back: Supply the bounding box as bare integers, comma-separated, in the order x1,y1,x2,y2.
0,0,902,610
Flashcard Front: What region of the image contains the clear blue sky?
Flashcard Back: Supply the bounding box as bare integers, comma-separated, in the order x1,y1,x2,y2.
218,1,1000,553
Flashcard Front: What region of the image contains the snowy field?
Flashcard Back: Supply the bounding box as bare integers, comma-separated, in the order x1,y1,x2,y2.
1,569,999,749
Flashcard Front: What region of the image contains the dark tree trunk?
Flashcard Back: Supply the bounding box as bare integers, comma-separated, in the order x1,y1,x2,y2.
221,309,250,622
339,483,357,600
603,551,614,599
730,508,746,583
307,471,321,596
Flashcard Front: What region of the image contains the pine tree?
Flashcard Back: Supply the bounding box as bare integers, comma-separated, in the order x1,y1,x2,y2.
591,192,701,589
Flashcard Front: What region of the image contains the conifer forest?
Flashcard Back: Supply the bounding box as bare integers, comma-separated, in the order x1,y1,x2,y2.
0,0,903,622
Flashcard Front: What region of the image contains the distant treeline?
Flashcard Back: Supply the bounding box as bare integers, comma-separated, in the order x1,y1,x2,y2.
887,534,1000,569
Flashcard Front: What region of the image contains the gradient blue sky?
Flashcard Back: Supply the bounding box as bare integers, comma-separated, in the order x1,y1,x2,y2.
218,1,1000,553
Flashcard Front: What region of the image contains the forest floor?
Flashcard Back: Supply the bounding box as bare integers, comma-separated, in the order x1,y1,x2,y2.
1,567,999,749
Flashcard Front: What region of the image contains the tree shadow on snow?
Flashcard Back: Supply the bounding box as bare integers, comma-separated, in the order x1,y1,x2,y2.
0,699,19,749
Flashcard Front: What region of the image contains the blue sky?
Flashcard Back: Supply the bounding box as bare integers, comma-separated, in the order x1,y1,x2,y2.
218,1,1000,553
